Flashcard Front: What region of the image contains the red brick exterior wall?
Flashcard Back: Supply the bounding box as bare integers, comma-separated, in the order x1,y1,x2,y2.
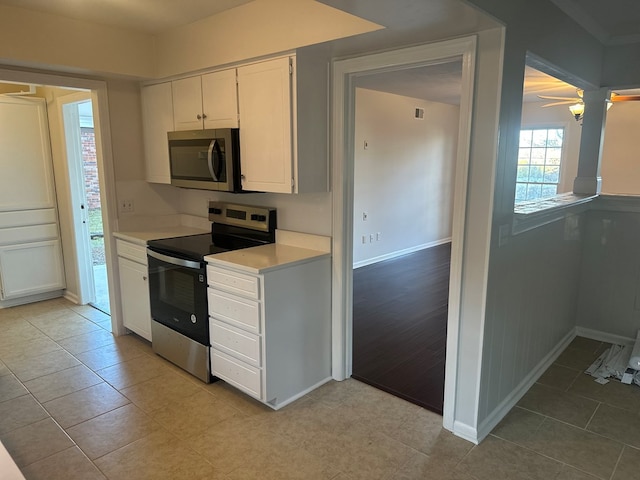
81,128,101,210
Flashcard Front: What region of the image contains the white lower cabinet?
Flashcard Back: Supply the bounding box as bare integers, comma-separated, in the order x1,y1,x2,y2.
116,240,152,341
207,255,330,409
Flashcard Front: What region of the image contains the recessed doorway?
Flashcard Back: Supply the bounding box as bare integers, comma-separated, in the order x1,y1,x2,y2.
58,93,110,314
350,61,462,414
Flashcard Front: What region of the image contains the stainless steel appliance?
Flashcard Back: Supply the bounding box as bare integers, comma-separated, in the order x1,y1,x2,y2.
147,202,276,382
168,128,243,192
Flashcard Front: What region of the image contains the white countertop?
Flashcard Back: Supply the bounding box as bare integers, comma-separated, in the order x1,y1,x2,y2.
113,226,209,246
205,243,330,274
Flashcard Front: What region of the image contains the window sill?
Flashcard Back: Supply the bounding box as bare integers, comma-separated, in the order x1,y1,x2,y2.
512,193,597,234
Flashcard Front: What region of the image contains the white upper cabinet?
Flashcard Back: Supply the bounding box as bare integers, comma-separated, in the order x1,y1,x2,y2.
141,82,173,184
237,50,329,194
172,70,238,131
237,57,293,194
201,70,239,129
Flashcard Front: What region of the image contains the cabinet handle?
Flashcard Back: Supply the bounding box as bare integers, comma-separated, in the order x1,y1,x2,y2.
143,276,147,281
196,114,202,120
202,113,207,119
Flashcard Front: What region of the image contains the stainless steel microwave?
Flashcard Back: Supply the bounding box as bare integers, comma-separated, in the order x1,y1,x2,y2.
167,128,243,192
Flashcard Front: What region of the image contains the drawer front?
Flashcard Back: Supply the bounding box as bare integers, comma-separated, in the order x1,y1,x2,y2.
116,239,147,264
207,265,259,299
208,288,261,334
211,349,262,399
210,319,261,367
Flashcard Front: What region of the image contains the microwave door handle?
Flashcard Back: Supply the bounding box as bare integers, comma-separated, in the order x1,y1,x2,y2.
207,140,219,181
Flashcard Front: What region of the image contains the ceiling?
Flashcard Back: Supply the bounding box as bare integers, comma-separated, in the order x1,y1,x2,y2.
550,0,640,45
2,0,640,46
0,0,253,34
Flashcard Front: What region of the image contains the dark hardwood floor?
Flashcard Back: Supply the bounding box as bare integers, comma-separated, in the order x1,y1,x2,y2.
352,243,451,414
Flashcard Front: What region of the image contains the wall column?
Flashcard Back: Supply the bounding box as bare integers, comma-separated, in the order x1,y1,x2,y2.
573,88,610,195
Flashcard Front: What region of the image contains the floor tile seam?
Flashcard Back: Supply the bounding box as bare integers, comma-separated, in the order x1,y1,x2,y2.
492,415,627,479
584,401,602,431
39,380,127,410
16,361,84,385
514,400,602,431
607,445,627,480
14,411,81,470
485,432,584,477
77,417,168,464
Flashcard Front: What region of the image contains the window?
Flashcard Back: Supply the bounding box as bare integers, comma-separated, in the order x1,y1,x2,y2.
516,128,564,202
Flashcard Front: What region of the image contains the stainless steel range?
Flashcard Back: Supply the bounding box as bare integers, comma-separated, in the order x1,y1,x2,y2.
146,202,276,382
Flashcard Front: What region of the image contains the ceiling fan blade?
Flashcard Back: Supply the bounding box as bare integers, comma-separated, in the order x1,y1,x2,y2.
541,100,577,107
610,95,640,102
537,95,579,101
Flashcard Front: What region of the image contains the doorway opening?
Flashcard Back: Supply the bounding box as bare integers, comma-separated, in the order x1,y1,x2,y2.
331,37,477,430
350,61,462,414
60,96,110,314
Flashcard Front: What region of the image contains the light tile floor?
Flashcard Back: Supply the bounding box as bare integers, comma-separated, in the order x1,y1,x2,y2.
1,299,640,479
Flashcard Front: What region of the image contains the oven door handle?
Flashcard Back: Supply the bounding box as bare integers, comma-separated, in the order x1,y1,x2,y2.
147,249,202,270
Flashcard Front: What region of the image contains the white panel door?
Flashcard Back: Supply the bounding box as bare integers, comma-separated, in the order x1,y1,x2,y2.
202,69,239,129
141,82,174,184
237,57,293,193
0,97,56,211
0,240,65,300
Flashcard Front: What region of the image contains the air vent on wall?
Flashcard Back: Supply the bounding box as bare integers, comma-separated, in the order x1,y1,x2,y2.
414,107,424,120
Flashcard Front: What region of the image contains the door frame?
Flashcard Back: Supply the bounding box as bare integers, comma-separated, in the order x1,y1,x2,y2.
56,91,95,305
331,36,477,431
0,68,122,334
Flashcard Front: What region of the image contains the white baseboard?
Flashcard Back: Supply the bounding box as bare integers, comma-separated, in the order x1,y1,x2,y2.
63,292,80,305
453,420,479,445
353,237,452,269
475,328,576,443
575,326,635,346
267,376,333,410
0,290,63,309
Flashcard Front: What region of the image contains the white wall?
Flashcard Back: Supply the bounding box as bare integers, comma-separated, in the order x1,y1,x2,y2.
0,4,154,78
577,201,640,340
600,102,640,195
520,102,581,194
155,0,381,78
352,88,459,266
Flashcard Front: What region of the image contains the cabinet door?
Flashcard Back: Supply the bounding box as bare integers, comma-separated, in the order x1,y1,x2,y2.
202,69,239,129
172,76,204,131
0,97,56,210
237,57,294,194
118,256,152,341
141,83,173,184
0,240,65,300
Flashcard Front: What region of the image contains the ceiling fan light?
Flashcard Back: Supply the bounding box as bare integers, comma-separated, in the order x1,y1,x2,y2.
569,102,584,120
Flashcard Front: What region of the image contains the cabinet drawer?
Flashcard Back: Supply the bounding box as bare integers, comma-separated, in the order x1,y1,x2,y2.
116,239,147,265
207,265,259,299
208,288,261,334
210,319,261,367
211,349,262,399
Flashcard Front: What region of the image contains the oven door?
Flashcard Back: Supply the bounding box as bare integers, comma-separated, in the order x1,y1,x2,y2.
147,249,208,345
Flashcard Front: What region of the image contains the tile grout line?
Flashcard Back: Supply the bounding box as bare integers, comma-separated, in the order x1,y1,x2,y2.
584,401,601,431
608,445,626,480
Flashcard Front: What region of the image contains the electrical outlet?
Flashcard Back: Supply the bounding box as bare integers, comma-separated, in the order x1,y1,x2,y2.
120,199,134,213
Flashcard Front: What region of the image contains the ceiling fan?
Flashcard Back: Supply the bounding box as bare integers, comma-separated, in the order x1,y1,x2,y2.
538,88,640,120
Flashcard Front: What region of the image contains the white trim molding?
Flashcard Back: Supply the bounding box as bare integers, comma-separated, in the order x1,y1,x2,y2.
331,35,478,434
